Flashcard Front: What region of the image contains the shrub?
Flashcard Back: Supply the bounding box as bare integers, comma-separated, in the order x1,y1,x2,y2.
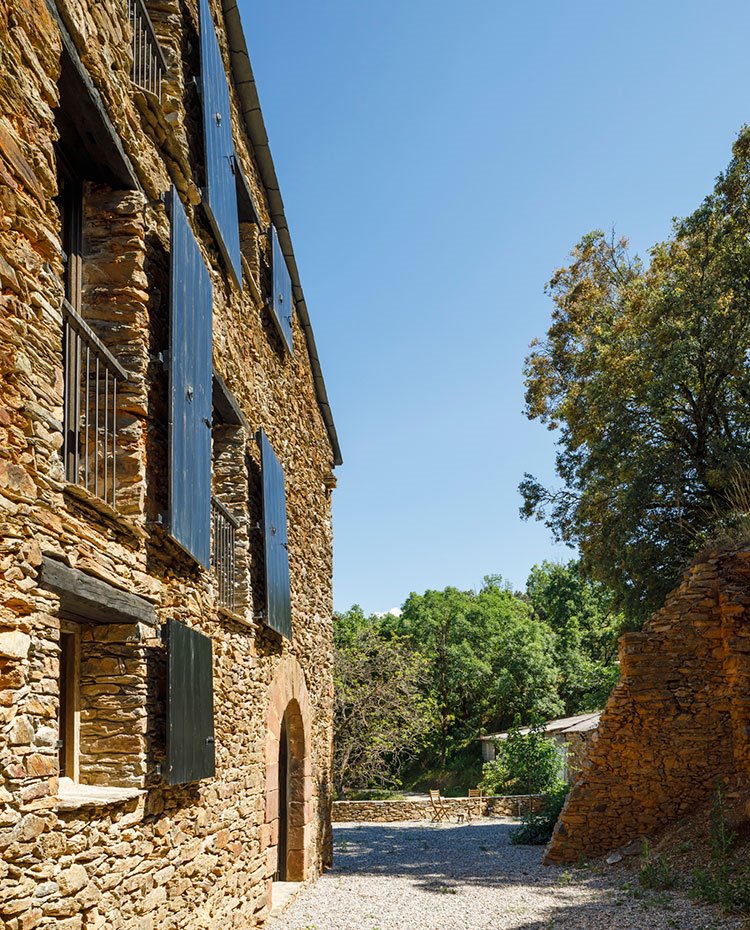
480,721,564,796
639,842,676,891
690,778,750,914
510,783,568,845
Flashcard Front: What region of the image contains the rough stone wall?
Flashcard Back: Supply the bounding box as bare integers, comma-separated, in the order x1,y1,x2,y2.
0,1,336,928
564,730,597,784
546,551,750,864
331,795,543,823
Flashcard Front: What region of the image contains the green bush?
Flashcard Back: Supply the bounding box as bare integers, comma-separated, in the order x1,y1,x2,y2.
480,721,564,796
510,783,568,845
639,842,676,891
690,779,750,914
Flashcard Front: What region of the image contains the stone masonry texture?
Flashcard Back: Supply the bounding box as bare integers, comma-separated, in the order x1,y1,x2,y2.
0,0,337,928
331,795,543,824
546,549,750,864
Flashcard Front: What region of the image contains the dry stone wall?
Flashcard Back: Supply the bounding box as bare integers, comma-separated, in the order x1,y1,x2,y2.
332,795,543,824
0,1,337,928
546,550,750,864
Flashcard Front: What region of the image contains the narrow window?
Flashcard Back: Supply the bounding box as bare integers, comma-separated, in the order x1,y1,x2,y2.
58,623,80,783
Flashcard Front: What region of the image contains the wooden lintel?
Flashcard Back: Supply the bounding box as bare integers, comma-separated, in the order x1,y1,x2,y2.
39,556,157,626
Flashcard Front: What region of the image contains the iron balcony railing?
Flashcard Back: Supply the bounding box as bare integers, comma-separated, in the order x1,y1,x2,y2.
128,0,167,100
62,300,128,509
211,497,240,611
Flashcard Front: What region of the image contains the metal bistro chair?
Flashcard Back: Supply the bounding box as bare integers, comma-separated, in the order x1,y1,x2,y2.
428,789,450,823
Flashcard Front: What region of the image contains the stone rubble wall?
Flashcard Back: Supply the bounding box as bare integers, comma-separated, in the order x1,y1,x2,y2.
0,1,336,929
546,550,750,864
332,795,543,823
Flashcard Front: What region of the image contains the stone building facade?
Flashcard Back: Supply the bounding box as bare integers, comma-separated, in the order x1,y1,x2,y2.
0,0,341,927
546,549,750,864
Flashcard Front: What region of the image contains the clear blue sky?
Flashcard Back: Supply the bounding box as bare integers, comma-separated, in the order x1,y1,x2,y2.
238,0,750,614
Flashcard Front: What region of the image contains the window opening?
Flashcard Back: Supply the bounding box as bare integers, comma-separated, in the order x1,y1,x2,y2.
58,624,80,783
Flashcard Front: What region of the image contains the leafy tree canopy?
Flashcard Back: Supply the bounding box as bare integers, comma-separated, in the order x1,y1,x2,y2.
522,128,750,621
333,606,433,796
526,560,624,712
388,577,563,766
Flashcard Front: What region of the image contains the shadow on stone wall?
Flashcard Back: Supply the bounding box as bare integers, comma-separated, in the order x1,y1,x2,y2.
546,548,750,864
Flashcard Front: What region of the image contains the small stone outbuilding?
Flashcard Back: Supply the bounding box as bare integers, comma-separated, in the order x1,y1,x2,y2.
0,0,341,927
479,712,601,784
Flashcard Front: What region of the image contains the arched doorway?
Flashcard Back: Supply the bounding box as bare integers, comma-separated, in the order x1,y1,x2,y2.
275,718,288,881
271,700,305,882
264,656,315,909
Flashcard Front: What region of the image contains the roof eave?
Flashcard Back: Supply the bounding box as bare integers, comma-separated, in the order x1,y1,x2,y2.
221,0,342,467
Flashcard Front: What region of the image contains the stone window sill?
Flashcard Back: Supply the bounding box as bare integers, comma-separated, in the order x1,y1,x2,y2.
56,780,145,811
218,605,255,629
63,482,147,543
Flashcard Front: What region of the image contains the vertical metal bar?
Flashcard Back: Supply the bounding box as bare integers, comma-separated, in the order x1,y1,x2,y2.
73,330,81,484
95,355,100,499
112,376,117,508
231,522,235,609
84,343,90,491
104,368,109,502
225,519,229,607
62,320,70,479
131,0,136,81
143,20,147,90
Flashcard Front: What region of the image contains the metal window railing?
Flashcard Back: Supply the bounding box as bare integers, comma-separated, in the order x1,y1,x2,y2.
62,300,129,509
211,497,239,611
128,0,167,100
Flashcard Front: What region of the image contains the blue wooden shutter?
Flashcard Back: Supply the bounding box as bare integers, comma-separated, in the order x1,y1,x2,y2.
259,430,292,639
199,0,242,288
271,226,294,354
169,187,212,568
165,619,216,784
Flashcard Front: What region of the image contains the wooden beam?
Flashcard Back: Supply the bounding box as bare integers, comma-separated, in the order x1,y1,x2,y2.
212,371,248,428
40,557,157,626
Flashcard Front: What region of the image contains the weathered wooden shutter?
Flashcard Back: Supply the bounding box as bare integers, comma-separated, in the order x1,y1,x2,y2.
169,187,213,568
199,0,242,288
165,619,215,784
259,430,292,639
271,226,294,354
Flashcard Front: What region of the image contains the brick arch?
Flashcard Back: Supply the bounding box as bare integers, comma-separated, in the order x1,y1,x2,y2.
264,656,313,892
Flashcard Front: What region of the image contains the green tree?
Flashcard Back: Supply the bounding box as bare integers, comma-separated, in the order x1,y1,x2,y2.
525,560,624,712
391,579,562,767
333,606,433,797
521,128,750,621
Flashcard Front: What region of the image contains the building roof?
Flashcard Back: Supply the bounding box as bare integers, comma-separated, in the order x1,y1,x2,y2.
479,712,602,743
222,1,342,467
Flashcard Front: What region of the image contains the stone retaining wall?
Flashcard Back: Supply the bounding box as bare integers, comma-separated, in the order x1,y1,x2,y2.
332,795,542,823
546,550,750,864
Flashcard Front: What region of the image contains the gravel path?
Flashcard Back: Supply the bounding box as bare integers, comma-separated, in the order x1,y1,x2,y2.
269,820,747,930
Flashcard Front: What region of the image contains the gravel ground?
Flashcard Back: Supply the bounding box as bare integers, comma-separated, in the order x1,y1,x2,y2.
268,820,747,930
